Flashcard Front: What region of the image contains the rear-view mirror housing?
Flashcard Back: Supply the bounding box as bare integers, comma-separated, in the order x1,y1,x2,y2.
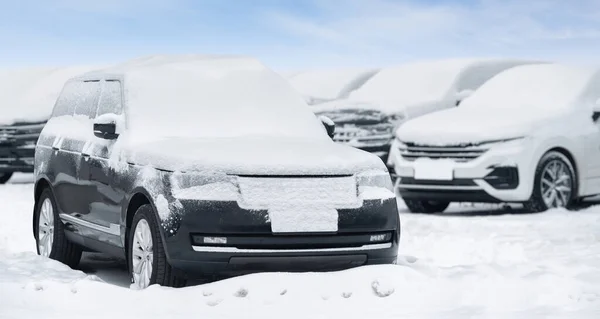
319,115,336,139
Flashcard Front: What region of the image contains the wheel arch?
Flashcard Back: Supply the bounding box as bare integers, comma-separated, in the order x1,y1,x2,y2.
124,187,170,264
33,178,53,238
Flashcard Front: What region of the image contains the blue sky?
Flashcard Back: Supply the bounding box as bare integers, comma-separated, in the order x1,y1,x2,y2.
1,0,600,71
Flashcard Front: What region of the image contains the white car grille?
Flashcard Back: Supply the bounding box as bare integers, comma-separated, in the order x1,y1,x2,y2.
399,144,488,162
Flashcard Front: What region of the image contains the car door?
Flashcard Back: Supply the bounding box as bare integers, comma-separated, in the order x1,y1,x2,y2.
79,79,126,246
48,80,101,219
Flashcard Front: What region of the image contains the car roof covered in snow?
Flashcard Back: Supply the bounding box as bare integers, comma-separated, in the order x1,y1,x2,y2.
0,66,97,125
347,58,542,107
460,63,600,111
287,68,380,104
76,54,329,143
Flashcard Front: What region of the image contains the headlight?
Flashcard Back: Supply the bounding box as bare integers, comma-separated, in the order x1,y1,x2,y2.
388,112,406,123
356,170,393,191
170,171,240,201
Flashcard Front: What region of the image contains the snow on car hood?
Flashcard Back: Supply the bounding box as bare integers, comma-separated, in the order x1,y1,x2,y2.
396,106,554,146
119,136,386,175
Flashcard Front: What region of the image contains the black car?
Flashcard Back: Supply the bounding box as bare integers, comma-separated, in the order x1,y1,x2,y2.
33,56,400,289
0,121,45,183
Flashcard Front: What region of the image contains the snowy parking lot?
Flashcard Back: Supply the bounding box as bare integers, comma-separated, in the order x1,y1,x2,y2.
1,173,599,318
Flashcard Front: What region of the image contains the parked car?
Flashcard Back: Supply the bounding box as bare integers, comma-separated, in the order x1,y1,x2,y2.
287,68,379,105
314,59,541,168
392,63,600,213
33,55,400,289
0,67,95,183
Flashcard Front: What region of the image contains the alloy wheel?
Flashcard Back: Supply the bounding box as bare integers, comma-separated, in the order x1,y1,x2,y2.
540,159,572,208
38,198,55,257
131,219,154,289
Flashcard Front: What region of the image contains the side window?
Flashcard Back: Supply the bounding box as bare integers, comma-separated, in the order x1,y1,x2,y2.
62,80,101,118
96,80,123,116
51,81,79,117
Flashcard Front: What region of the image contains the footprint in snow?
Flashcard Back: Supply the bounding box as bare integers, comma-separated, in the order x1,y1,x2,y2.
202,291,212,297
206,298,223,307
341,292,352,299
234,288,248,298
404,255,418,263
371,280,394,298
280,289,287,296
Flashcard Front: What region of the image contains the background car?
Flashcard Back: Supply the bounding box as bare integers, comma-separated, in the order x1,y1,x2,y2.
313,58,541,170
0,66,96,184
393,63,600,213
286,68,379,105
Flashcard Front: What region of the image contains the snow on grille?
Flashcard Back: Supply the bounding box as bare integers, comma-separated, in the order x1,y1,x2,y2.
237,176,360,210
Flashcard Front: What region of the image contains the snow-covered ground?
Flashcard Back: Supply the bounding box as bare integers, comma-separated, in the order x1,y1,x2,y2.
1,173,599,318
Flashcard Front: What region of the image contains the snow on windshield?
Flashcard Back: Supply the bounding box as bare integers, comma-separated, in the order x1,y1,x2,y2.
288,68,378,102
118,57,329,143
348,60,467,107
461,64,596,112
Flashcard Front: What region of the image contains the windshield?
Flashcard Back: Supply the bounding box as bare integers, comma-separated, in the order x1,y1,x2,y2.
348,61,464,105
125,61,329,142
461,64,592,112
289,69,376,102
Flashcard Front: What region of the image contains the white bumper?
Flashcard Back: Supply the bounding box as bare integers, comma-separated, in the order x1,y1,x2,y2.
391,138,537,202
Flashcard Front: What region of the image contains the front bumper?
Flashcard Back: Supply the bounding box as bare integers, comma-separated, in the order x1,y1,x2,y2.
161,198,400,278
0,144,36,173
391,138,536,203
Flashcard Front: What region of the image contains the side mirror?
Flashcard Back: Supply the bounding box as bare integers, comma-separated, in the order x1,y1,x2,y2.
319,115,336,139
455,89,474,106
93,114,121,140
592,98,600,122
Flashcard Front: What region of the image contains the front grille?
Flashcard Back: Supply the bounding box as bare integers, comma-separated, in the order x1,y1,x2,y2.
332,124,393,146
399,144,488,162
0,122,45,145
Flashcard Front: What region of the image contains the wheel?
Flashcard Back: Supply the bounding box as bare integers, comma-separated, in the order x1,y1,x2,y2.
128,204,186,289
524,151,576,213
34,188,82,268
404,199,450,214
0,172,13,184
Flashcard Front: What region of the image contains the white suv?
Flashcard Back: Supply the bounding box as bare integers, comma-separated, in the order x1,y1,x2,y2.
392,63,600,213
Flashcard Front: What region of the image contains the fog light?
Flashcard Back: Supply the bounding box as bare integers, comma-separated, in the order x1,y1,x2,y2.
203,237,227,244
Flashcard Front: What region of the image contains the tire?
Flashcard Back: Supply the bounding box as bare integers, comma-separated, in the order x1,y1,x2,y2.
128,204,186,289
34,188,82,268
0,172,13,184
404,199,450,214
523,151,576,213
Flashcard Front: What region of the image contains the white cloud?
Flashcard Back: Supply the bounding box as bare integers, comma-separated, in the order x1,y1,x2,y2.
265,0,600,66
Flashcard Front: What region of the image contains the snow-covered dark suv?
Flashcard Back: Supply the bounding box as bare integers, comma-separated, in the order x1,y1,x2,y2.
33,55,400,289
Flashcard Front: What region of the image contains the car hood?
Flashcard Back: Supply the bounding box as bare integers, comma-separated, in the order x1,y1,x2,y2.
120,136,387,175
396,107,554,146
